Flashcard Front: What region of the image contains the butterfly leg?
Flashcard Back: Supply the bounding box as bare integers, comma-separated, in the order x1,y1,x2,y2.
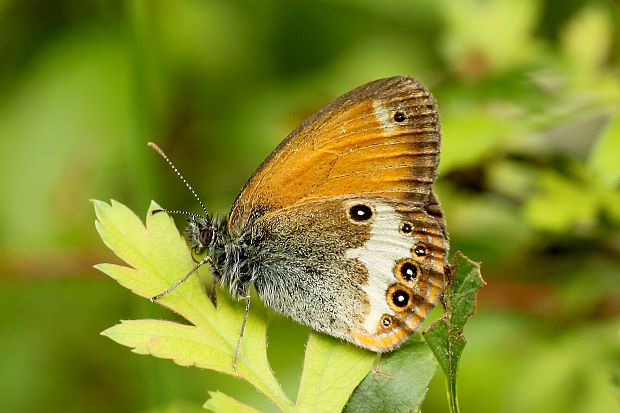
371,353,394,379
232,294,251,371
208,277,219,305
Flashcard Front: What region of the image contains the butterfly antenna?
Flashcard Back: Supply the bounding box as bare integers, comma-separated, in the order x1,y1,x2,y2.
151,208,196,218
148,142,209,218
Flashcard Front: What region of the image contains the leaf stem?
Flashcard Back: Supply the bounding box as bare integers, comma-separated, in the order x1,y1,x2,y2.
447,374,460,413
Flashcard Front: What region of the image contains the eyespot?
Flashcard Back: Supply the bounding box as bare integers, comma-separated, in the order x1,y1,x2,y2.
349,204,373,222
394,258,421,285
381,315,392,328
393,111,406,122
401,262,418,281
413,243,427,257
393,290,409,307
386,284,414,312
400,221,413,234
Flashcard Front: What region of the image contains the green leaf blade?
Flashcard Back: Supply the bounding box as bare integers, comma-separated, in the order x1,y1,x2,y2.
295,333,375,413
101,319,231,370
423,252,484,413
204,391,264,413
94,200,293,412
422,321,450,376
94,199,216,329
449,256,485,332
344,337,437,413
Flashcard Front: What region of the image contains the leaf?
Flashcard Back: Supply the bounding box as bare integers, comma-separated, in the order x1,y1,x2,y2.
94,199,293,412
94,199,380,413
423,252,484,413
344,336,437,413
198,329,375,413
204,392,263,413
296,333,375,413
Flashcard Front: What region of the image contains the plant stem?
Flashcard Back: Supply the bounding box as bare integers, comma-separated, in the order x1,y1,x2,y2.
447,375,460,413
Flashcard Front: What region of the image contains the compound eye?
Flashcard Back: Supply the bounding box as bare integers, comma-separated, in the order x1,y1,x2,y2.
200,226,214,246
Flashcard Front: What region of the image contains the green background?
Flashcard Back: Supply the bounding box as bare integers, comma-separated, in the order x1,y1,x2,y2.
1,0,619,412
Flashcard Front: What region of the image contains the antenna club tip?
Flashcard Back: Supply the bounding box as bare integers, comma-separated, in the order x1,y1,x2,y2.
147,140,210,218
147,142,165,156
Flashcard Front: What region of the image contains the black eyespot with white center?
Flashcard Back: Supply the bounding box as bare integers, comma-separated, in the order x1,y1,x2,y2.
349,204,372,222
413,243,427,257
394,258,421,286
393,111,406,122
386,284,415,312
381,315,392,328
392,289,410,308
401,262,418,282
400,221,413,234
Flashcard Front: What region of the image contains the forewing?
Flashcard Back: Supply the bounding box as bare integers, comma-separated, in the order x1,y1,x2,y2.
228,76,441,233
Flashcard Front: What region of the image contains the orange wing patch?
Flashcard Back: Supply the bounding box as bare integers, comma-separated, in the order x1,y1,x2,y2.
228,76,441,233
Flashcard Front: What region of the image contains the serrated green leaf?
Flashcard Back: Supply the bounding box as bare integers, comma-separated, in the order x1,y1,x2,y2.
423,252,484,413
102,320,229,369
296,333,375,413
204,391,263,413
93,200,293,412
344,336,437,413
94,199,383,413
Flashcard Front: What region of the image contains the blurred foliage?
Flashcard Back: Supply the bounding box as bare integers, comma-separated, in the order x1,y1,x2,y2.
0,0,619,412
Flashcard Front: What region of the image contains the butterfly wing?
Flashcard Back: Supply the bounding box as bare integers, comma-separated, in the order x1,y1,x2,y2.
228,76,448,351
248,197,448,351
228,76,441,232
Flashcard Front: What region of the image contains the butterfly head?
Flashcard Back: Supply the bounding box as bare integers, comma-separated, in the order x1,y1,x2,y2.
185,215,214,255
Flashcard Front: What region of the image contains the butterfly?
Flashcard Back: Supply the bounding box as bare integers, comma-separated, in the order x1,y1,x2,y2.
150,76,449,367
